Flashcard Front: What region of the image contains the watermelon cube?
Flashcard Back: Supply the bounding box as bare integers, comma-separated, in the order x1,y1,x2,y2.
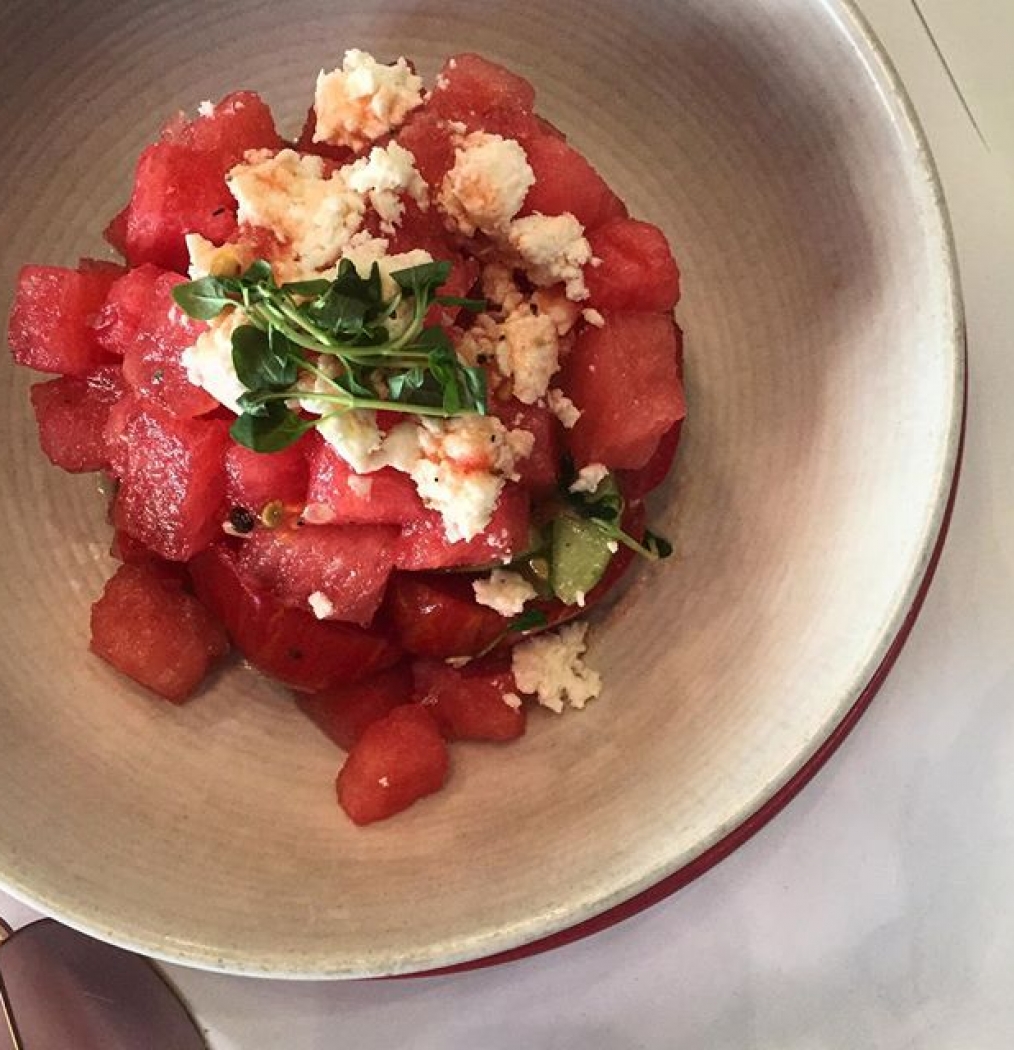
119,270,217,418
520,134,627,231
236,523,398,626
427,53,539,141
306,441,425,524
180,91,281,160
413,657,526,742
30,366,126,473
396,111,457,189
226,440,310,515
190,545,401,692
90,563,228,703
296,664,413,751
559,313,686,470
490,399,560,498
93,264,162,356
394,485,531,570
336,705,449,825
617,420,683,501
113,404,230,561
586,219,681,312
383,572,507,658
8,264,118,375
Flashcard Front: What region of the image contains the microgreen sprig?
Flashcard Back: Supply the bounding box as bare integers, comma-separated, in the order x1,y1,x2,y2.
171,258,488,452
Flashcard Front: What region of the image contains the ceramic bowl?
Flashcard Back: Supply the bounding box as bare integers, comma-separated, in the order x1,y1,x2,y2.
0,0,962,977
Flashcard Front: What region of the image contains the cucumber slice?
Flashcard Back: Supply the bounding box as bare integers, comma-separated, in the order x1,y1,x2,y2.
550,513,614,605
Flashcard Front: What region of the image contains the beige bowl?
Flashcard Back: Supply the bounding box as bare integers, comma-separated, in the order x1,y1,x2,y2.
0,0,962,977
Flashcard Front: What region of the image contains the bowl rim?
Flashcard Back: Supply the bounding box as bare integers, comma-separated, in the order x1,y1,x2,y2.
0,0,967,979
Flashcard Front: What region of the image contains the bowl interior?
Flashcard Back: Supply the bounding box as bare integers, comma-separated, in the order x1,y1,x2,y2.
0,0,960,976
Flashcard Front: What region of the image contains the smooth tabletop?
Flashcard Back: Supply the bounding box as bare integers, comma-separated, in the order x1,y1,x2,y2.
3,0,1013,1046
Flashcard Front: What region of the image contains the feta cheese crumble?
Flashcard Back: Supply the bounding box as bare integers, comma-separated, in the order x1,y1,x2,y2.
185,233,253,280
197,99,215,118
502,692,523,710
582,307,606,328
439,132,534,236
228,149,365,273
180,309,248,413
343,142,429,233
547,388,582,429
511,622,602,713
308,591,335,620
314,49,424,149
507,212,592,301
497,309,560,404
472,570,537,617
570,463,609,494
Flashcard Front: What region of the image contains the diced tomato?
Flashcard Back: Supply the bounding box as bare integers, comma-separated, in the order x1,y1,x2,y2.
118,270,217,418
90,563,228,703
113,404,230,561
236,522,397,626
490,399,560,498
306,441,424,524
396,111,456,189
92,264,162,356
618,421,683,501
225,441,310,515
296,664,413,751
394,485,530,570
428,53,536,132
293,105,355,163
336,705,449,825
520,134,627,231
382,572,506,658
30,366,126,473
8,264,118,375
190,545,401,692
413,656,525,742
559,313,685,470
586,219,681,312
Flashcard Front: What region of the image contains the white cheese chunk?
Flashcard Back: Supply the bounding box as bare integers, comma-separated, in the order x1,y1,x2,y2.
439,132,534,236
228,149,365,273
481,262,525,314
314,49,424,149
547,388,582,429
342,142,429,233
569,463,609,494
472,570,537,617
180,309,247,413
497,309,560,404
511,622,602,713
508,212,592,301
582,307,606,328
532,287,582,336
502,692,523,710
308,591,335,620
185,233,254,280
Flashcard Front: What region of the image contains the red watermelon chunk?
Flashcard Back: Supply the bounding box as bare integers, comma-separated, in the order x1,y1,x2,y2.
336,704,449,825
190,545,401,692
306,441,424,524
124,143,239,272
428,53,536,133
520,135,627,231
586,219,681,312
30,366,126,473
236,523,397,626
296,664,413,751
396,111,456,189
413,657,525,742
383,573,507,658
559,313,685,470
8,264,118,375
90,563,228,703
618,420,683,501
121,91,280,272
104,207,129,256
113,404,230,561
490,399,560,498
394,485,530,570
93,264,162,356
226,441,310,515
119,270,217,418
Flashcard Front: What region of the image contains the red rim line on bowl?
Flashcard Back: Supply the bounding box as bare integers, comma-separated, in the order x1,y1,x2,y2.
398,349,968,980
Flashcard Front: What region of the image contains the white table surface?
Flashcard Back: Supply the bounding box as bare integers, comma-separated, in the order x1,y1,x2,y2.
3,1,1013,1046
